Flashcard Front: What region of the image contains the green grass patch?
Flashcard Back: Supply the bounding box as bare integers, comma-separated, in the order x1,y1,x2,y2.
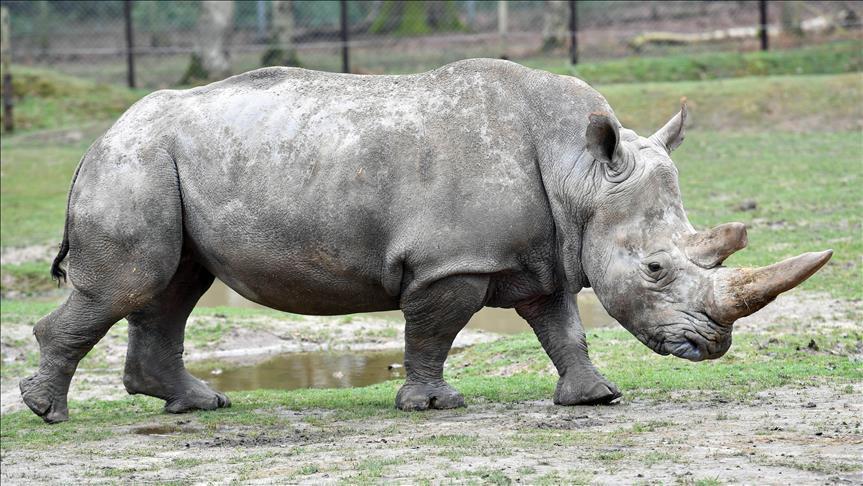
446,468,514,485
674,131,862,300
2,327,859,451
601,73,862,134
0,141,90,248
0,66,147,134
1,72,859,299
528,41,863,84
0,299,58,322
1,261,58,296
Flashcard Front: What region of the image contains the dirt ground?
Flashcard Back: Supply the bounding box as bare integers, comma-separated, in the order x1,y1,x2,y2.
0,312,497,415
1,385,860,484
2,292,861,484
2,290,857,416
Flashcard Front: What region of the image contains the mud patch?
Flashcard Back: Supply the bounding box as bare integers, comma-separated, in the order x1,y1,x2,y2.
0,311,499,414
1,385,860,484
132,422,203,436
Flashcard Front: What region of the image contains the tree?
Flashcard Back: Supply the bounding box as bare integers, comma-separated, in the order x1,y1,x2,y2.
541,0,568,52
369,0,463,36
261,0,301,67
181,0,235,84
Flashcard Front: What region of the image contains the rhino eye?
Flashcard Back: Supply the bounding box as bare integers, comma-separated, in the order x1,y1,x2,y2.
641,252,673,284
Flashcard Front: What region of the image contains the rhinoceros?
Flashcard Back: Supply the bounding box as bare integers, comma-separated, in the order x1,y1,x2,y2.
21,59,831,423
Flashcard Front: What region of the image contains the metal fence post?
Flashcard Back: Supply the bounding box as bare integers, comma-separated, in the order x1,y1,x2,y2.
340,0,349,73
1,6,13,133
124,0,136,88
759,0,769,51
569,0,578,65
256,0,267,41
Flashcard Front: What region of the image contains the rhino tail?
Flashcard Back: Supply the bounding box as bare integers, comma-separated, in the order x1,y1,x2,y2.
50,236,69,285
50,147,91,285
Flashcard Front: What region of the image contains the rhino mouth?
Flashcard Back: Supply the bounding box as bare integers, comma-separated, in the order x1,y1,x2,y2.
666,334,708,361
644,312,729,362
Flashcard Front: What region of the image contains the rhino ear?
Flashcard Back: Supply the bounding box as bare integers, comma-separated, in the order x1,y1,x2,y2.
650,100,687,153
585,112,620,164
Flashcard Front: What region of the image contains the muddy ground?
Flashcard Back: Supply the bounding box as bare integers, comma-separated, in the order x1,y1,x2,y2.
1,291,861,484
0,311,497,415
1,385,860,484
1,289,856,414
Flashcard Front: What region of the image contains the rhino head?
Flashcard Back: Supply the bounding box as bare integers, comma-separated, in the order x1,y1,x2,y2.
579,104,831,361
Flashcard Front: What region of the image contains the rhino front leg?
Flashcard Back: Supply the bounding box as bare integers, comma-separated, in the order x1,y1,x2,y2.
517,291,621,405
123,255,230,413
396,275,489,411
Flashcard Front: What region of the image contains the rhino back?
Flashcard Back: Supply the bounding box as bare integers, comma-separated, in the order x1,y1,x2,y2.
109,60,558,313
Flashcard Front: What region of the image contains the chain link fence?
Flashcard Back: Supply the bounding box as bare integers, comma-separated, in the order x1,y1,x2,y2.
1,0,861,89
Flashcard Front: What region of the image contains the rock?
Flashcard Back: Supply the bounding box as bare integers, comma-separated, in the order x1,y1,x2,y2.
736,199,757,211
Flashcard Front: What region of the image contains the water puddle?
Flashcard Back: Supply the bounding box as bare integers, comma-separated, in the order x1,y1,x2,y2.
190,349,406,393
198,280,616,334
190,281,618,393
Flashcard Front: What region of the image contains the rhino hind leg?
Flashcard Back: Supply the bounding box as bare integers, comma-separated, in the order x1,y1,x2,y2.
20,243,181,423
19,292,132,423
21,143,187,423
123,251,230,414
516,291,621,406
395,275,489,411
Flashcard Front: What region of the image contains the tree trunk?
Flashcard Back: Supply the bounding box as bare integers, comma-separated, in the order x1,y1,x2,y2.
262,0,300,67
370,1,463,36
183,0,234,83
541,0,568,51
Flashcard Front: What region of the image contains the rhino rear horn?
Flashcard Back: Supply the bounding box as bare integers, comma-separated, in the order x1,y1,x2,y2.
684,222,748,268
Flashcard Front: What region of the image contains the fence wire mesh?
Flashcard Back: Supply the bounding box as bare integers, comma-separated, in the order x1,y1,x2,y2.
1,0,861,89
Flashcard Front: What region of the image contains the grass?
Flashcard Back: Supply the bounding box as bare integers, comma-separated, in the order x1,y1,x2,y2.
601,73,862,134
674,130,862,300
529,41,863,84
0,54,860,482
22,40,863,90
2,326,860,451
0,140,91,248
0,299,303,379
1,69,860,299
0,66,147,134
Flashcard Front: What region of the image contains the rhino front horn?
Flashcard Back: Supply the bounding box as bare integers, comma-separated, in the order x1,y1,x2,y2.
709,250,833,324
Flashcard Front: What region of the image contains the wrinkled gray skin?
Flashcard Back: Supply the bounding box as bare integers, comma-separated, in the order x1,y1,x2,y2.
21,59,832,423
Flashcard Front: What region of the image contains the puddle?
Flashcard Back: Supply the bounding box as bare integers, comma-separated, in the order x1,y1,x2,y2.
191,282,618,393
198,280,616,334
132,424,201,436
189,349,406,393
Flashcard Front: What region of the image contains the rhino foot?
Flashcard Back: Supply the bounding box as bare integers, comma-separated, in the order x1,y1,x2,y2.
126,371,230,414
20,373,69,424
554,372,621,406
163,379,231,414
395,382,465,411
